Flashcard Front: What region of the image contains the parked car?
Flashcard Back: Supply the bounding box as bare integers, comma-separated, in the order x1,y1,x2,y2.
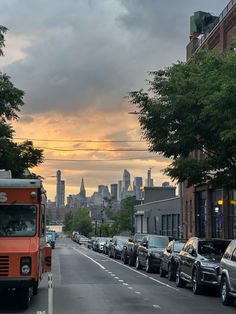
108,236,129,259
176,237,230,295
219,239,236,306
159,240,185,281
72,231,79,242
103,238,112,255
135,234,169,273
96,237,110,253
78,235,89,245
87,237,96,249
46,230,56,249
121,233,146,266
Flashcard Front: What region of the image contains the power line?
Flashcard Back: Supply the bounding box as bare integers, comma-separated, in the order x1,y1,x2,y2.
45,156,156,162
13,137,145,143
39,147,148,152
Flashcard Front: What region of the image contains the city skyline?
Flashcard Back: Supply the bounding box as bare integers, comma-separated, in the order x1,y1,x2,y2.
0,0,229,200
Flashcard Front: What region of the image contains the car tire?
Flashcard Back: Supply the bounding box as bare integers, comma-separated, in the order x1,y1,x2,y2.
159,261,166,277
167,263,175,281
129,253,135,266
221,276,235,306
145,258,152,273
135,256,141,269
176,265,187,288
123,252,128,264
192,269,202,295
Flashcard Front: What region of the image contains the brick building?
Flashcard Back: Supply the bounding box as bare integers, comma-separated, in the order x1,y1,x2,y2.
184,0,236,240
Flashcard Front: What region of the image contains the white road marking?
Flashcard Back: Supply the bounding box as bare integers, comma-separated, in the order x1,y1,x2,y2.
135,291,141,294
123,283,128,286
72,247,105,270
114,277,119,279
128,286,133,289
118,279,124,282
153,304,161,309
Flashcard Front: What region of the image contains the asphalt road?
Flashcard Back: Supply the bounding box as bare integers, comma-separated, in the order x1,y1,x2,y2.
0,237,236,314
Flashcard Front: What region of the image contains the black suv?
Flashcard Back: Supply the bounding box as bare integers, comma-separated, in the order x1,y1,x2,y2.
135,234,169,273
176,237,230,294
159,240,185,281
122,233,145,266
219,239,236,306
108,236,129,259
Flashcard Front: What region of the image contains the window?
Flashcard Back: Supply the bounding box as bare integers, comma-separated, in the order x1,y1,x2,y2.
231,248,236,262
41,205,46,237
0,205,37,237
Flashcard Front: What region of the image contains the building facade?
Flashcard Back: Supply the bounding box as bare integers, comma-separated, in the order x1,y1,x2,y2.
184,1,236,240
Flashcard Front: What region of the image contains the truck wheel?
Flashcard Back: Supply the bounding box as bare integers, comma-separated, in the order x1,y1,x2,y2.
33,282,38,295
221,276,235,306
18,288,31,309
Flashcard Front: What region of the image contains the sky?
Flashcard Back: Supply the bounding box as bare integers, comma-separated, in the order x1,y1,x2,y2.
0,0,230,200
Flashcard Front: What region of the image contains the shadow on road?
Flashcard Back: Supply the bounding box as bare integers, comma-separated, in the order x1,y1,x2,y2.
0,290,25,313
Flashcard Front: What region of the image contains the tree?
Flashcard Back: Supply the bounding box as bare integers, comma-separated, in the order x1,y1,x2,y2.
0,26,43,176
63,212,74,233
72,208,93,236
129,49,236,189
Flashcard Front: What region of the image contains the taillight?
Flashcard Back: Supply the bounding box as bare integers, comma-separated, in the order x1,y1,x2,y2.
20,257,31,276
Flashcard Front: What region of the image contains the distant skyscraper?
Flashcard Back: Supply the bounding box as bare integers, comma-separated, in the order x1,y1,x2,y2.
122,169,131,199
145,168,154,187
133,177,143,200
56,170,65,208
118,180,122,201
110,184,118,200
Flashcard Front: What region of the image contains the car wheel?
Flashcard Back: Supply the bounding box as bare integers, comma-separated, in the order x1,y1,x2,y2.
167,263,175,281
221,276,235,306
129,253,135,266
146,258,152,273
176,265,187,288
123,252,128,264
192,269,202,295
159,261,166,277
135,256,141,269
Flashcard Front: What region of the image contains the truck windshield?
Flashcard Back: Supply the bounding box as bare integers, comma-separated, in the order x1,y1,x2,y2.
0,205,37,237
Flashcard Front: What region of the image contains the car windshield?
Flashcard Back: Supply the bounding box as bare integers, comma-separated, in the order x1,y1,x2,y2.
173,242,185,253
117,238,127,245
198,240,230,256
0,205,37,237
149,237,169,248
135,234,145,242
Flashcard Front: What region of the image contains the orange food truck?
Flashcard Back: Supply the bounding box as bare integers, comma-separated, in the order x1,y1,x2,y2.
0,173,52,309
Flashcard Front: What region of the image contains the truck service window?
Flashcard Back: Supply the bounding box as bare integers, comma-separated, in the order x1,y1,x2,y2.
0,205,37,236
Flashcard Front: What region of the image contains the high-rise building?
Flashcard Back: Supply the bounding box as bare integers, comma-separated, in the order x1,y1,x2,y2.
145,168,154,187
98,185,110,198
117,180,122,201
110,183,118,200
56,170,65,208
133,177,143,200
121,169,131,199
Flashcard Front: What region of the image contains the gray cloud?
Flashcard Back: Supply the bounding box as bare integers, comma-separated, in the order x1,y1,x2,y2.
1,0,229,116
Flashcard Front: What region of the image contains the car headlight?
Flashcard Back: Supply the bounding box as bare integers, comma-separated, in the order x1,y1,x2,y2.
20,257,31,275
200,262,217,269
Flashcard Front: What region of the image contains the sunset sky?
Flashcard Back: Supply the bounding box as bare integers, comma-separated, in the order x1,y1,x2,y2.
0,0,229,200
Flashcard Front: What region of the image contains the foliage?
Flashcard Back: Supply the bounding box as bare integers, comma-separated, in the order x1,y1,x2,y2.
0,26,43,176
63,212,74,232
72,208,93,236
129,49,236,188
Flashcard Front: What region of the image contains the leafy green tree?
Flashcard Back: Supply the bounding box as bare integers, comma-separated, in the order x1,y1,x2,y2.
63,212,74,233
0,26,43,176
129,49,236,189
72,208,93,236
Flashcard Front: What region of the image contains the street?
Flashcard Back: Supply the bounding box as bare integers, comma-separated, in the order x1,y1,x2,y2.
0,237,235,314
